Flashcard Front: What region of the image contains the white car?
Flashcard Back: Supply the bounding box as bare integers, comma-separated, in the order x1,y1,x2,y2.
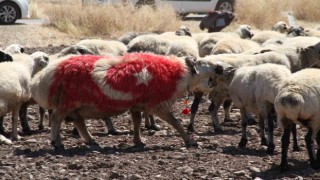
0,0,29,24
99,0,234,15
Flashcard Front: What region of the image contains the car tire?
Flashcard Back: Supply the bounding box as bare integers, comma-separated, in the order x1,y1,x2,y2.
215,0,234,12
0,2,20,24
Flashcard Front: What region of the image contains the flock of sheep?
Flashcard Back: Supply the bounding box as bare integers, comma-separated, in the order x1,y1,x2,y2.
1,20,320,173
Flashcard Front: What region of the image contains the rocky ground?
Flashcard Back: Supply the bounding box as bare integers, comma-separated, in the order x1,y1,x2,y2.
0,23,319,180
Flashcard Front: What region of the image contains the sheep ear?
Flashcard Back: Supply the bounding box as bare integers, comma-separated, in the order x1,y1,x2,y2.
214,64,224,75
185,56,198,74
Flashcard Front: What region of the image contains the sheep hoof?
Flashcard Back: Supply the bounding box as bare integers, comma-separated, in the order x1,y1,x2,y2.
224,118,233,122
185,140,198,148
213,127,223,134
238,137,247,148
267,144,275,154
11,135,21,141
51,141,65,151
38,125,44,131
293,145,301,152
280,162,289,173
311,161,320,170
187,124,194,133
261,137,268,146
145,124,161,131
72,128,80,137
134,142,146,149
108,129,121,135
23,129,33,135
247,118,258,125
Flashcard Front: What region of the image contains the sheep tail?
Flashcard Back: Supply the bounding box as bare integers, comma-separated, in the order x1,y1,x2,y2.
275,92,304,120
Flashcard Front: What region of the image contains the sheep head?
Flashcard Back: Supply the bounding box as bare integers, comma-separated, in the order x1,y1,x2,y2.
31,51,49,76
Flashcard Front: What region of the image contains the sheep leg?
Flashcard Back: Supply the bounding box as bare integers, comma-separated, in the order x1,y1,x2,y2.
316,131,320,162
145,114,160,131
291,124,301,151
305,128,319,169
130,110,145,147
19,102,32,135
188,91,203,133
238,107,248,148
0,116,5,135
280,126,291,172
38,106,46,130
246,112,258,125
157,111,197,147
258,115,267,146
104,117,122,135
208,94,224,133
11,107,21,141
50,109,68,150
223,99,232,122
73,117,98,146
265,104,275,154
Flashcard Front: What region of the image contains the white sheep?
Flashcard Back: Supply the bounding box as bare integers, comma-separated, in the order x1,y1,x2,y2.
0,51,48,143
127,34,171,55
272,21,288,33
117,32,157,45
165,36,199,58
227,63,300,154
304,28,320,38
197,25,254,57
30,53,216,150
251,31,286,45
210,38,260,55
76,39,128,56
274,68,320,172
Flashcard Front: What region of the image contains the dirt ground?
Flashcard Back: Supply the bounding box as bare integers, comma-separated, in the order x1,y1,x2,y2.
0,23,319,180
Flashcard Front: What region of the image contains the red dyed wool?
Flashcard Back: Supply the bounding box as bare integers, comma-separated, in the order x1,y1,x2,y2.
49,53,186,113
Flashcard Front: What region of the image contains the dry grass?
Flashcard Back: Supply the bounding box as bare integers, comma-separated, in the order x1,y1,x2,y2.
29,0,320,37
30,0,181,39
290,0,320,21
234,0,320,29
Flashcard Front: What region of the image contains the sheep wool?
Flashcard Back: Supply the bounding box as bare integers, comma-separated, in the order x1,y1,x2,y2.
47,54,185,112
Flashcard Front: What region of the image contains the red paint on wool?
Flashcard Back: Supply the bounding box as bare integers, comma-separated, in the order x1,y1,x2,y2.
49,53,186,113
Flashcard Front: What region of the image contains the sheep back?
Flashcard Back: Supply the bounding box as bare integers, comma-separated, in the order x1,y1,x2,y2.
275,68,320,129
31,53,191,117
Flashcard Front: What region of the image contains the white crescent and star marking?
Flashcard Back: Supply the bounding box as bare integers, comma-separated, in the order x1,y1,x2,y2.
134,67,153,86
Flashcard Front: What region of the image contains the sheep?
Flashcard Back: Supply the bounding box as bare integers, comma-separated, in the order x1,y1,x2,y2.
274,68,320,171
251,31,286,45
160,25,192,38
282,36,320,48
76,39,128,56
272,21,288,33
4,44,24,54
304,28,320,38
287,25,306,37
210,38,260,55
127,34,171,55
195,24,254,46
188,52,291,133
165,36,199,58
16,46,96,135
226,63,299,154
197,25,254,57
0,51,48,143
117,32,159,45
30,53,215,150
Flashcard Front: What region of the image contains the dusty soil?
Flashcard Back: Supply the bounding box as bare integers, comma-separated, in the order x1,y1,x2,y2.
0,23,318,180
